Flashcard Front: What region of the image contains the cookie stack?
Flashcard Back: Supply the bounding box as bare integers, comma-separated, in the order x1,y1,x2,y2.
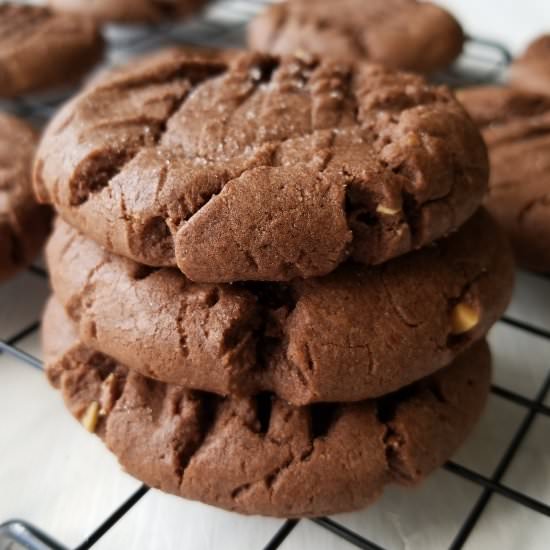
38,49,514,517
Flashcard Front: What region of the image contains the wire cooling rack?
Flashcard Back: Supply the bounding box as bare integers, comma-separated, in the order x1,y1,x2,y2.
1,1,549,549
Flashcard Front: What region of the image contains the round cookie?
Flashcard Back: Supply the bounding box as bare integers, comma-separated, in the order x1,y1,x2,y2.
0,4,104,99
509,35,550,97
34,48,488,283
43,297,492,518
458,85,550,272
247,0,464,74
0,113,52,282
47,210,513,405
48,0,206,24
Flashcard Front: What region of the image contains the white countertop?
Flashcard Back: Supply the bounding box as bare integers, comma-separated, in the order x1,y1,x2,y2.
1,1,550,549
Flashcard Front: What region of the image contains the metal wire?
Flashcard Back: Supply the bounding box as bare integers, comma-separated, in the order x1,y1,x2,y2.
262,520,299,550
310,518,386,550
449,371,550,550
2,1,548,549
73,486,151,550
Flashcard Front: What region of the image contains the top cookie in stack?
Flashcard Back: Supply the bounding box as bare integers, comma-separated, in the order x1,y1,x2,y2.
38,48,514,517
35,49,487,283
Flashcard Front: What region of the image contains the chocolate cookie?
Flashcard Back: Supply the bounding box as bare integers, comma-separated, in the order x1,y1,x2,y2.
458,85,550,272
35,49,488,283
48,0,206,24
0,4,104,98
46,210,513,405
43,297,491,518
0,113,52,282
509,35,550,97
247,0,464,74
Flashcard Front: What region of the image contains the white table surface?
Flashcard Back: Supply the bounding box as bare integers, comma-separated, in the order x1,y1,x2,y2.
1,1,550,549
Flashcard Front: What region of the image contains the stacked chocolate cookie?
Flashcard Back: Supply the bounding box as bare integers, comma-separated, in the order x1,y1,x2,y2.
37,49,514,517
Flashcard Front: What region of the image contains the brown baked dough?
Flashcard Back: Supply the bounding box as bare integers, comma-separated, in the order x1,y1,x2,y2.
509,35,550,97
46,210,513,404
458,85,550,272
44,297,491,518
0,4,104,98
0,113,52,282
48,0,207,24
35,48,488,283
247,0,464,73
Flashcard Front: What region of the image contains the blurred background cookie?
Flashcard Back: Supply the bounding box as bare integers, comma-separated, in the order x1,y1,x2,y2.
247,0,463,73
48,0,208,24
458,85,550,272
0,3,104,98
0,112,52,282
509,35,550,96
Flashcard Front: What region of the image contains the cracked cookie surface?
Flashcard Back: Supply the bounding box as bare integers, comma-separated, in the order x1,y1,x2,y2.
35,48,488,282
509,35,550,97
0,113,52,282
48,0,206,23
458,85,550,272
44,297,491,518
0,3,103,98
46,210,513,405
247,0,463,74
